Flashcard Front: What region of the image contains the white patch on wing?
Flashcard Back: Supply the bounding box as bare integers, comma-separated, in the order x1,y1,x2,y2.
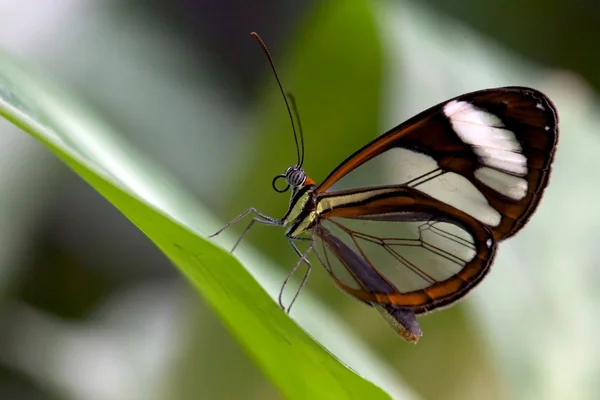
443,100,529,180
478,149,527,176
474,167,528,200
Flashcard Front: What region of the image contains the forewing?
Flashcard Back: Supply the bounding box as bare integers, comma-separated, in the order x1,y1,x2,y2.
315,87,558,240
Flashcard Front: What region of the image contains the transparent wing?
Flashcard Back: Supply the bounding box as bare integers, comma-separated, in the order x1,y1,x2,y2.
316,87,558,240
312,188,496,314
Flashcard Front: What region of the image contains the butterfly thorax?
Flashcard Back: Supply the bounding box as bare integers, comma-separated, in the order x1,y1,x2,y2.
275,165,318,238
283,184,318,238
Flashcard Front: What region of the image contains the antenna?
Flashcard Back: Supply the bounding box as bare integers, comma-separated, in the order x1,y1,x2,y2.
250,32,303,167
286,92,305,166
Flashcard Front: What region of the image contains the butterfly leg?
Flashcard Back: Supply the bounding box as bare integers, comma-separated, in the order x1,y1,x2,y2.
209,208,281,253
278,240,313,312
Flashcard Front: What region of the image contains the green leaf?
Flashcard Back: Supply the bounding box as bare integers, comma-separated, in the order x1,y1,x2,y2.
0,31,415,400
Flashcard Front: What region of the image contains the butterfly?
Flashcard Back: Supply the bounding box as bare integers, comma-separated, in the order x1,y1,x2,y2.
211,33,559,343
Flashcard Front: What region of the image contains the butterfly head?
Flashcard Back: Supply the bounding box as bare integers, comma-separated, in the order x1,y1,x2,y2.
284,165,307,187
272,165,316,195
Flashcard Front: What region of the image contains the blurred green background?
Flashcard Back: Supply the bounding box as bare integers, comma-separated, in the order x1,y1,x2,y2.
0,0,598,399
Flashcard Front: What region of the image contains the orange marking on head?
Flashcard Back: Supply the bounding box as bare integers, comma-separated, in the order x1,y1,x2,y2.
304,177,316,186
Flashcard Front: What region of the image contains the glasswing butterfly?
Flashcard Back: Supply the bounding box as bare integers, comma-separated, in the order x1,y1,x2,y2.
211,33,558,343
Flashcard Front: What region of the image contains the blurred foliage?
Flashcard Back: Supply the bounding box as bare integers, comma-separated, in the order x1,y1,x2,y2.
0,365,59,400
0,0,598,399
421,0,600,92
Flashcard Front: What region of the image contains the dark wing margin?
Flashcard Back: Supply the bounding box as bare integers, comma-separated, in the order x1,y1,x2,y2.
315,87,558,240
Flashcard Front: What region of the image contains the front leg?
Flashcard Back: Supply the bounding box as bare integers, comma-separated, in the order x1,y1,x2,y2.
209,207,281,253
